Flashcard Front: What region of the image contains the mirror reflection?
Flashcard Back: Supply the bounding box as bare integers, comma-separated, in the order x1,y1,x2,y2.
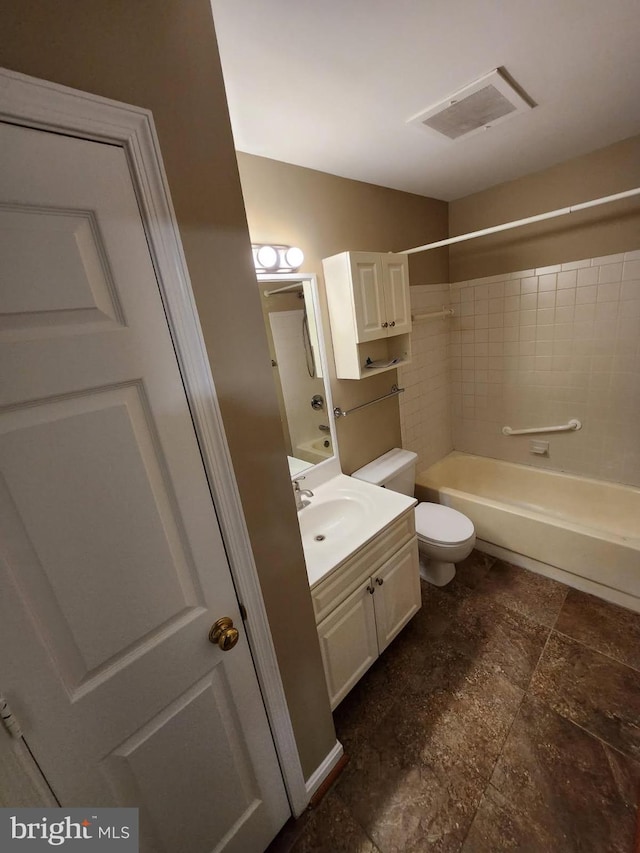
258,275,335,477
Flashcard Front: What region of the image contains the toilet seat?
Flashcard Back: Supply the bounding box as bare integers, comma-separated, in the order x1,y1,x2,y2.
415,503,475,546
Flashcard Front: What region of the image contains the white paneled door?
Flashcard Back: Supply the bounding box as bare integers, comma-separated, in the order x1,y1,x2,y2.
0,121,289,851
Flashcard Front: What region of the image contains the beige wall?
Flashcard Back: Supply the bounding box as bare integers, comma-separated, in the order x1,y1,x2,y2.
237,153,449,472
1,0,335,779
449,136,640,282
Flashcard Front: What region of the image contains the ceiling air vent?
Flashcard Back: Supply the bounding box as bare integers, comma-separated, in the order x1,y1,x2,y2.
408,69,533,141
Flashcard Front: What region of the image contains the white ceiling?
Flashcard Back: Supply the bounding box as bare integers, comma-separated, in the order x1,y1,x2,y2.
211,0,640,201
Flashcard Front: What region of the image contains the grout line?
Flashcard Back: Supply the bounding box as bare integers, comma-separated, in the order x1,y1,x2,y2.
333,788,380,852
552,627,640,675
459,561,554,850
530,600,640,763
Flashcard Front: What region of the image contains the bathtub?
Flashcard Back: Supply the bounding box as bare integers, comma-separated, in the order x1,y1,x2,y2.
416,452,640,612
296,436,333,465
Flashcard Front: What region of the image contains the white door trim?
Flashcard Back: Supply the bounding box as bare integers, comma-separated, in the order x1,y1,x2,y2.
0,67,309,816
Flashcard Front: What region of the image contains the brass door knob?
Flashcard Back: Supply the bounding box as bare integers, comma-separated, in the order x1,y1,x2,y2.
209,617,240,651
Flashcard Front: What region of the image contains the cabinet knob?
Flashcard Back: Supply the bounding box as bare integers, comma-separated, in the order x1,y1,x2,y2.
389,321,396,327
375,577,384,586
381,322,388,328
367,584,375,594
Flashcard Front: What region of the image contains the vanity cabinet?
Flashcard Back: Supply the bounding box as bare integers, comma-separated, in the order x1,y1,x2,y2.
312,511,420,709
322,251,412,379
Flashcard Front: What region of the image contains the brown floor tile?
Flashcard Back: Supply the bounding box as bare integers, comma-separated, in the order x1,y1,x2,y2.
556,588,640,670
439,595,549,690
266,812,314,853
300,553,640,853
383,647,524,780
290,790,380,853
530,632,640,760
488,695,640,852
336,740,485,853
447,550,495,595
333,654,407,754
476,559,568,627
461,785,558,852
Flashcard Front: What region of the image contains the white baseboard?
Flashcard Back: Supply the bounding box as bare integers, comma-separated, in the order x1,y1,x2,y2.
476,539,640,614
304,740,344,800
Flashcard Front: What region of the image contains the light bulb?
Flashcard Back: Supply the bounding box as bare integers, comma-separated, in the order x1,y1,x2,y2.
256,245,279,270
284,247,304,269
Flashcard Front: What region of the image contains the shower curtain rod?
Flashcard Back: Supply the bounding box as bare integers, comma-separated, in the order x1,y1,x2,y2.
263,281,303,296
401,187,640,255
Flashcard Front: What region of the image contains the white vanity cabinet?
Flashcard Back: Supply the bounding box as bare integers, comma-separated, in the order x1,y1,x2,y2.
322,251,412,379
312,510,420,709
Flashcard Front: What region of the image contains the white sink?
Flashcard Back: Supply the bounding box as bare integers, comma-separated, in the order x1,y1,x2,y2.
298,496,367,542
297,474,416,587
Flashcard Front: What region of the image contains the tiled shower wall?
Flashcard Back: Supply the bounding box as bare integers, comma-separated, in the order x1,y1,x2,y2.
398,284,453,470
398,250,640,488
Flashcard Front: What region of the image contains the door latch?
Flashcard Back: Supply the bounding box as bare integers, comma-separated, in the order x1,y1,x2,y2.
0,695,23,739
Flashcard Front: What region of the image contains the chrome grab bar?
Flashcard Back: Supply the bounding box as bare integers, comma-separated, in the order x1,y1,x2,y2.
502,419,582,436
333,385,404,418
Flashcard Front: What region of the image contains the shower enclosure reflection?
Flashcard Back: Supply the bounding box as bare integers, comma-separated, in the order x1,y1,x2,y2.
258,274,336,477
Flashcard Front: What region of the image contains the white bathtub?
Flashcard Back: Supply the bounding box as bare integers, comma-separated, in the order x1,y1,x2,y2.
417,452,640,612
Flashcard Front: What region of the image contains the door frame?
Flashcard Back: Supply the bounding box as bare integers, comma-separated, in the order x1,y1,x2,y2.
0,67,309,816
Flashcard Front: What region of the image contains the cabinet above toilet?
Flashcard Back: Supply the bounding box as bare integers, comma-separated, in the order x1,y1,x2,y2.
322,251,412,379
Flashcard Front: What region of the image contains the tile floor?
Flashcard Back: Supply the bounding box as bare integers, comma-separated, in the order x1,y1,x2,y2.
269,552,640,852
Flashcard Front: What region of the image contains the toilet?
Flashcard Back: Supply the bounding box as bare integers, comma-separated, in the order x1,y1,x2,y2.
352,448,475,586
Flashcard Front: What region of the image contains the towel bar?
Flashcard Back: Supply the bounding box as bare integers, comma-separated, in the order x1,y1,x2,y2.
334,385,404,418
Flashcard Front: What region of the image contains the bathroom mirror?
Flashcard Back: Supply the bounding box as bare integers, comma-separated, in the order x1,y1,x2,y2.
258,273,338,478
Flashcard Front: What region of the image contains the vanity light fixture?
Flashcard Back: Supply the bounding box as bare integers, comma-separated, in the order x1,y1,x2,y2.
252,243,305,273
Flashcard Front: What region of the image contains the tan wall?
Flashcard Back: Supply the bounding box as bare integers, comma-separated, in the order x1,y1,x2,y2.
1,0,335,779
237,153,449,472
449,136,640,282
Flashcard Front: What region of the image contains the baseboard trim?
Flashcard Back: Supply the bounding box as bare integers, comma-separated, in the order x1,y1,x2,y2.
304,741,344,800
476,539,640,614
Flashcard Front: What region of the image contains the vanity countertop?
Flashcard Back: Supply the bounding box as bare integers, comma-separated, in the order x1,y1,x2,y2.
298,474,417,588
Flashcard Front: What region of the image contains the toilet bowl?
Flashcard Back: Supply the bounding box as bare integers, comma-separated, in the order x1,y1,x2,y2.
352,448,476,587
414,503,476,586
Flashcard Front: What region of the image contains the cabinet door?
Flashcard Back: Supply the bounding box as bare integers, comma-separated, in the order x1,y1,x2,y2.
373,538,421,653
317,579,379,710
350,253,387,342
381,254,412,336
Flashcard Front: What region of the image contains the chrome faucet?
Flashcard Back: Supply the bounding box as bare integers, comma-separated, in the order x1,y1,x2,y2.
293,477,314,510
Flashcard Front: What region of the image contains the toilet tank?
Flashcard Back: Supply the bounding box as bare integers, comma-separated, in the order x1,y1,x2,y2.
351,448,418,496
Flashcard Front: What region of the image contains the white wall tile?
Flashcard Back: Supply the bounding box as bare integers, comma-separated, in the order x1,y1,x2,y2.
577,267,598,287
598,263,623,284
404,252,639,486
440,249,640,487
538,273,557,291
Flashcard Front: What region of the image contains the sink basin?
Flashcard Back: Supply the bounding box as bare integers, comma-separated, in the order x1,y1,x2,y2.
298,496,367,542
296,473,417,588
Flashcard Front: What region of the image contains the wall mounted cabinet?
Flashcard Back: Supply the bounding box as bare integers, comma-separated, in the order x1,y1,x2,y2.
311,510,420,709
322,251,412,379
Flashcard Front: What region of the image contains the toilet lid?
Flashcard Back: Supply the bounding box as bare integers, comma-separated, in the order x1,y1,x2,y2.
415,503,474,545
